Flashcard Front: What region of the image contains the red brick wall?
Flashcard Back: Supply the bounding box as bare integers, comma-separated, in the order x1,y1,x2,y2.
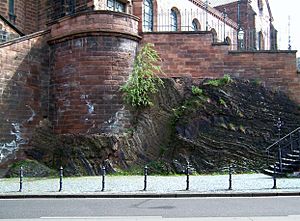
0,30,50,163
37,0,48,32
142,32,300,103
48,11,140,134
49,35,138,134
0,1,8,19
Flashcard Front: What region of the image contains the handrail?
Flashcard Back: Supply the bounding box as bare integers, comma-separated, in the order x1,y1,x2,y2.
266,127,300,151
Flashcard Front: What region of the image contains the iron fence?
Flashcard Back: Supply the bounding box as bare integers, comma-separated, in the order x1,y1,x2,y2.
143,9,236,44
7,162,299,193
143,9,278,51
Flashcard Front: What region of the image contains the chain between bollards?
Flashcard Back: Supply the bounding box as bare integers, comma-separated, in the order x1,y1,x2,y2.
101,166,106,192
59,166,63,192
19,166,23,192
143,165,148,191
228,164,233,190
272,164,277,189
186,162,190,191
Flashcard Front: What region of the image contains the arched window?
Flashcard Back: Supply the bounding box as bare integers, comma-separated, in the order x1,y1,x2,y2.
9,0,14,14
225,36,231,45
143,0,153,32
191,18,201,31
8,0,16,23
258,31,264,50
170,8,179,31
66,0,76,14
211,28,218,42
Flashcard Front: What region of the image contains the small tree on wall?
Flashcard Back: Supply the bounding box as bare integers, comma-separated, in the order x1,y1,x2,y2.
121,43,164,108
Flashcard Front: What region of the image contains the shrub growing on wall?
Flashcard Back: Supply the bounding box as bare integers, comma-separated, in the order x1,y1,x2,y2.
121,43,164,108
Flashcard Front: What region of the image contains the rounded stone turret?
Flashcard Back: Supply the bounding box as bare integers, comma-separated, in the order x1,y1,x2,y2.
48,10,140,134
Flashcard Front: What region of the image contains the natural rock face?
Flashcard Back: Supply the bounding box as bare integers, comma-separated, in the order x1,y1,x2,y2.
6,77,300,176
165,78,300,173
20,79,183,176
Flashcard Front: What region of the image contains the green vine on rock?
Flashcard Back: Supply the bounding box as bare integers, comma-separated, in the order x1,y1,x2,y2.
121,43,164,108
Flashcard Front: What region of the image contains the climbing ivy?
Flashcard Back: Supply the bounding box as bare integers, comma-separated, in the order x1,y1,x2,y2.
121,43,164,108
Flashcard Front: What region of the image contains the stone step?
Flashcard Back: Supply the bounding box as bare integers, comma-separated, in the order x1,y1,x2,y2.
286,154,299,159
263,169,286,177
268,165,293,173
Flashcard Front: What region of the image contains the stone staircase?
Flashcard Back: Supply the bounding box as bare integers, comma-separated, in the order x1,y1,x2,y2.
262,127,300,178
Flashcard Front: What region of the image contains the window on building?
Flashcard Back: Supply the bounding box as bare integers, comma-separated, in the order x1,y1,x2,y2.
0,29,8,43
107,0,126,13
192,19,200,31
211,28,218,42
66,0,76,14
143,0,153,32
258,31,264,50
8,0,16,23
9,0,14,14
170,8,178,31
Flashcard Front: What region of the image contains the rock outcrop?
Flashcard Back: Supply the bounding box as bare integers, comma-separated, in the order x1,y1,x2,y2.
5,77,300,176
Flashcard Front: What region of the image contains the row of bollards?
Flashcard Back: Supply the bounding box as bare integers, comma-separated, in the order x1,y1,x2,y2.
16,163,279,192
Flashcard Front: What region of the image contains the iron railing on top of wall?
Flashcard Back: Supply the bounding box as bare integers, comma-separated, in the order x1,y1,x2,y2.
143,9,278,51
143,9,236,44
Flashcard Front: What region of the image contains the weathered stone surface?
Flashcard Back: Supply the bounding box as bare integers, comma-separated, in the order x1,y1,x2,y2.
11,77,299,176
165,78,300,173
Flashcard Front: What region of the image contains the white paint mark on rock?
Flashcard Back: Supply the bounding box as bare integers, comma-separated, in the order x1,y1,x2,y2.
26,105,36,122
0,122,28,163
81,94,95,115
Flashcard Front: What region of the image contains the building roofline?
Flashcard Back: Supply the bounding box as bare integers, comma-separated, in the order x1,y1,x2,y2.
265,0,274,22
0,14,25,36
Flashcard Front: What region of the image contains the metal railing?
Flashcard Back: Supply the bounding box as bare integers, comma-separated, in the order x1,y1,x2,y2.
144,9,278,50
12,162,298,193
266,127,300,171
144,9,236,44
12,163,262,192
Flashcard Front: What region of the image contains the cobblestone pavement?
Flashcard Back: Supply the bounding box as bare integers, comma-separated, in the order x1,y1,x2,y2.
0,174,299,195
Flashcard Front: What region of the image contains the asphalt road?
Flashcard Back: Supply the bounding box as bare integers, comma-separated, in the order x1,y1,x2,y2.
1,197,300,220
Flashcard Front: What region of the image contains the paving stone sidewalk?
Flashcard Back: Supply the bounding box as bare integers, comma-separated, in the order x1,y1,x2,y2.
0,174,299,196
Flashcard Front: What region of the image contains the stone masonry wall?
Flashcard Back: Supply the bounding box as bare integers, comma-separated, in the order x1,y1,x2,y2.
49,36,138,134
48,11,140,134
0,30,50,164
142,32,300,103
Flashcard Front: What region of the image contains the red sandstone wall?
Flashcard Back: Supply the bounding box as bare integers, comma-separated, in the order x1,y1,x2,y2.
50,10,139,41
0,1,8,19
0,30,50,163
142,32,300,103
48,11,140,134
49,35,138,134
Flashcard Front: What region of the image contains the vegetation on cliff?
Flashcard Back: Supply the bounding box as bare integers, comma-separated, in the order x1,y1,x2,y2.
121,43,164,108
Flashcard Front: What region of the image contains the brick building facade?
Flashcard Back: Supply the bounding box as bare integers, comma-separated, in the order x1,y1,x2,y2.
0,0,298,166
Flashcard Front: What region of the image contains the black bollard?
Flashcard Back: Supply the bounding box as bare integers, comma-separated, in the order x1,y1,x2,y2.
186,162,190,191
143,165,148,191
101,166,106,192
272,164,277,189
59,166,63,192
228,165,233,190
19,166,23,192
